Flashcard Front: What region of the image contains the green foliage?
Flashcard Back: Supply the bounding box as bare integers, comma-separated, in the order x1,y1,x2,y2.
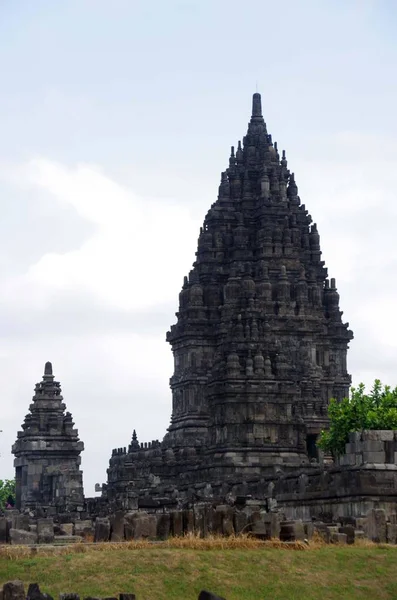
318,380,397,456
0,479,16,510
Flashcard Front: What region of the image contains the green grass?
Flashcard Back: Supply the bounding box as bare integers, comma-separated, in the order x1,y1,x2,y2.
1,545,397,600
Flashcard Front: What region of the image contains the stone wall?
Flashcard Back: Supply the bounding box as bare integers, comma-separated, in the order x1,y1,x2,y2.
275,431,397,521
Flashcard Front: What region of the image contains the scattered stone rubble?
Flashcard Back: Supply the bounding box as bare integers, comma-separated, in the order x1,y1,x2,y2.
1,506,396,546
0,582,226,600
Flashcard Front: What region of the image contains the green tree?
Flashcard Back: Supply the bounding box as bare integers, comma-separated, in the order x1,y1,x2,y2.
318,380,397,456
0,479,16,510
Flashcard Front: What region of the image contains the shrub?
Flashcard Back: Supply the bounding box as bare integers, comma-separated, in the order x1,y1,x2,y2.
318,380,397,456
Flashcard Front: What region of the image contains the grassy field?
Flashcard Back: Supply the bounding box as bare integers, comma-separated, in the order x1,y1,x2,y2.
0,539,396,600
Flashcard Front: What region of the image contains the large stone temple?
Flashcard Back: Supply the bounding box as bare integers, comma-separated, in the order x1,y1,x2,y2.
104,93,353,506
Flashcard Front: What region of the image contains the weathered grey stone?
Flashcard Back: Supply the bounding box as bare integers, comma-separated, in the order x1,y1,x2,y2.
27,583,53,600
0,517,8,543
124,513,156,540
94,518,110,542
363,451,386,463
156,513,171,540
9,528,37,545
73,520,94,540
234,511,248,535
389,513,397,525
37,518,54,544
198,592,226,600
366,509,387,543
53,535,83,545
14,514,29,531
280,520,305,542
110,511,125,542
183,509,194,534
339,525,355,544
60,523,74,537
3,581,25,600
171,511,183,537
387,523,397,544
303,522,314,540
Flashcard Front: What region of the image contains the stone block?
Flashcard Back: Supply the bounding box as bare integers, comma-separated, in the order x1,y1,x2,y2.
362,431,382,441
198,591,226,600
356,517,367,530
261,512,281,539
27,583,54,600
37,518,54,544
110,511,125,542
379,431,395,441
74,520,94,540
303,521,314,540
251,521,268,540
212,509,223,535
348,431,361,444
53,535,83,545
330,533,347,544
222,515,234,536
339,525,355,544
234,511,248,535
156,513,171,540
171,511,183,537
0,517,8,543
59,595,79,600
125,513,157,540
362,451,386,463
13,514,29,531
136,514,157,539
3,581,25,600
280,520,305,542
183,509,194,534
94,518,110,542
355,530,366,541
389,513,397,525
361,441,384,453
124,513,136,541
387,523,397,544
60,523,74,537
193,505,207,538
366,509,387,543
10,529,37,545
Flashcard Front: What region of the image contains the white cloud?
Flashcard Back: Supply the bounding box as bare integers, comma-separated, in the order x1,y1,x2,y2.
2,158,200,312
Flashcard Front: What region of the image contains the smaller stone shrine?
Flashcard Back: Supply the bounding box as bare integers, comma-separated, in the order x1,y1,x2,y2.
12,362,84,512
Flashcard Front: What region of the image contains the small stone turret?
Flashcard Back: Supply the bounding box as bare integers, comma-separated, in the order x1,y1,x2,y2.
12,362,84,511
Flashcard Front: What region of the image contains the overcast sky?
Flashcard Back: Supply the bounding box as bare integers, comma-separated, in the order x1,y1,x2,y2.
0,0,396,494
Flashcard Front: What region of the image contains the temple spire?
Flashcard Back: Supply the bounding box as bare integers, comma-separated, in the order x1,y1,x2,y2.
44,361,53,376
252,92,262,118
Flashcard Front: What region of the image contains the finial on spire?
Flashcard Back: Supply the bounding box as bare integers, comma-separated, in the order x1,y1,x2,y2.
252,93,262,118
44,362,53,377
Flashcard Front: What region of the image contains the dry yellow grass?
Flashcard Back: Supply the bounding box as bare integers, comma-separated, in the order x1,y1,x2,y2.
0,531,378,561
